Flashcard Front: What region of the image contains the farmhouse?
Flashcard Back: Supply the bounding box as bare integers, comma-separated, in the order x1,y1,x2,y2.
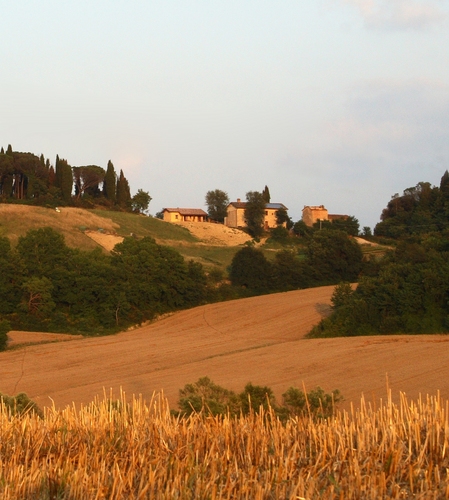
162,208,207,223
225,199,288,229
302,205,348,227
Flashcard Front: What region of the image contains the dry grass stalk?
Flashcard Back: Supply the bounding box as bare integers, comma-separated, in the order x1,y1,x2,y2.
1,389,449,499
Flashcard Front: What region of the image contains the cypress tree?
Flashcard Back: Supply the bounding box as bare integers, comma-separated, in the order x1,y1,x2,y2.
262,185,271,203
116,169,131,208
103,160,117,203
55,157,72,202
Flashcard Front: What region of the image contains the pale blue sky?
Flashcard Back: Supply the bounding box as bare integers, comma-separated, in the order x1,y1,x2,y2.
1,0,449,229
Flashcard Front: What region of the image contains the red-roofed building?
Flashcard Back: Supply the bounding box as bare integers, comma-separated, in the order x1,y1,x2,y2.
162,208,208,222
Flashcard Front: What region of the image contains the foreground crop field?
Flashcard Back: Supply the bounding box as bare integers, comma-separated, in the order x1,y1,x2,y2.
1,391,449,499
1,286,449,412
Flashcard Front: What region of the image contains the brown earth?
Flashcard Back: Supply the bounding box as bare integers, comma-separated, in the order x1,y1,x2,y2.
168,221,252,246
83,221,251,251
84,230,124,251
2,285,449,412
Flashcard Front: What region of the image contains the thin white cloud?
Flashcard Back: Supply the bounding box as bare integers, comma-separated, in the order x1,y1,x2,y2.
323,79,449,183
342,0,448,30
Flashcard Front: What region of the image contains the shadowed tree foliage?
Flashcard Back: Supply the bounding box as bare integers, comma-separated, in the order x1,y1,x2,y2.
111,237,207,321
103,160,117,203
244,191,266,238
73,165,105,199
310,173,449,338
55,156,73,202
205,189,229,223
0,319,10,351
374,180,446,238
229,246,273,292
0,237,21,315
306,230,363,284
262,185,271,203
275,207,291,227
116,169,131,208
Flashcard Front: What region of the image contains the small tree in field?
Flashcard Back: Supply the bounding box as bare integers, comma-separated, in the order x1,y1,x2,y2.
205,189,229,223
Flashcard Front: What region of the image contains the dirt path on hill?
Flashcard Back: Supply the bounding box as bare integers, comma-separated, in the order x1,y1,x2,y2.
1,285,449,412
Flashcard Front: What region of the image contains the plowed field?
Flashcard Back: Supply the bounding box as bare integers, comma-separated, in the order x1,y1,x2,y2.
2,285,448,411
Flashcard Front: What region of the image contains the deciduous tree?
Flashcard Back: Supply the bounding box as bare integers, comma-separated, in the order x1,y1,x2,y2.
205,189,229,223
244,191,266,238
131,189,152,214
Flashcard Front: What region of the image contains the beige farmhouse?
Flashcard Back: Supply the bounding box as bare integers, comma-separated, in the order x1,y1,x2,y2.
302,205,348,227
162,208,207,222
225,199,288,229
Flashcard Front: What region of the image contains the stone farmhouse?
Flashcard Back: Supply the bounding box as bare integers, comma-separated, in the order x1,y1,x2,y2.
225,199,288,230
162,208,208,223
302,205,348,227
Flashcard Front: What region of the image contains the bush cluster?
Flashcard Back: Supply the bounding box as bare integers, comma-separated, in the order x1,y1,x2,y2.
175,377,343,421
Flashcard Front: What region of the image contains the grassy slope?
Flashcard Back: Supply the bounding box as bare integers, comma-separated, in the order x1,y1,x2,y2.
0,205,242,270
0,205,384,271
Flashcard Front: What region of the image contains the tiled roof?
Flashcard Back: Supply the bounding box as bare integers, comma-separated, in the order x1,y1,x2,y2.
163,208,207,216
266,203,288,210
229,202,288,210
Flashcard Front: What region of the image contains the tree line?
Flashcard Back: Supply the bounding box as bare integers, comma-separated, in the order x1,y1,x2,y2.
0,228,210,341
0,223,366,349
175,376,342,421
310,171,449,337
0,145,151,213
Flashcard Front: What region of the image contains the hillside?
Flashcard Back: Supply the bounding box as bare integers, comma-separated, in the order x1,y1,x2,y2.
0,204,251,269
2,285,448,413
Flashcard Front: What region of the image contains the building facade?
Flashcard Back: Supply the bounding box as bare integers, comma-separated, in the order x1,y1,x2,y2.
162,208,208,222
225,199,288,229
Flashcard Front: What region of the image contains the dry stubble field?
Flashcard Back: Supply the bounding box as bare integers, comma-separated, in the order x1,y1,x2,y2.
2,285,449,412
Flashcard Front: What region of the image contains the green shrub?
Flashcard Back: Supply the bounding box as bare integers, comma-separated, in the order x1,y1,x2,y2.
0,392,43,418
0,319,11,351
177,377,342,420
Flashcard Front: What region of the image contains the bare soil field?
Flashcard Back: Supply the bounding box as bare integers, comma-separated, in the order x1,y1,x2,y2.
2,285,449,412
170,220,252,246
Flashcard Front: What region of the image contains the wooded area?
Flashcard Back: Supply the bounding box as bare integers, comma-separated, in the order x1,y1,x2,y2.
0,145,145,211
310,171,449,337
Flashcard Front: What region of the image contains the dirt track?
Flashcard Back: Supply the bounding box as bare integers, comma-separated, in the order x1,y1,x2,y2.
2,285,449,411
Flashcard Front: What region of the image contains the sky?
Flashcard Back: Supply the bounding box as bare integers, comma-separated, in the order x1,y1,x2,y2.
1,0,449,230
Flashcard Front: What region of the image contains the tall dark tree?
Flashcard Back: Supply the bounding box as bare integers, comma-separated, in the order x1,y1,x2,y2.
73,165,105,199
440,170,449,199
244,191,266,238
116,169,131,208
205,189,229,223
0,152,14,199
262,185,271,203
103,160,117,203
55,156,73,202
